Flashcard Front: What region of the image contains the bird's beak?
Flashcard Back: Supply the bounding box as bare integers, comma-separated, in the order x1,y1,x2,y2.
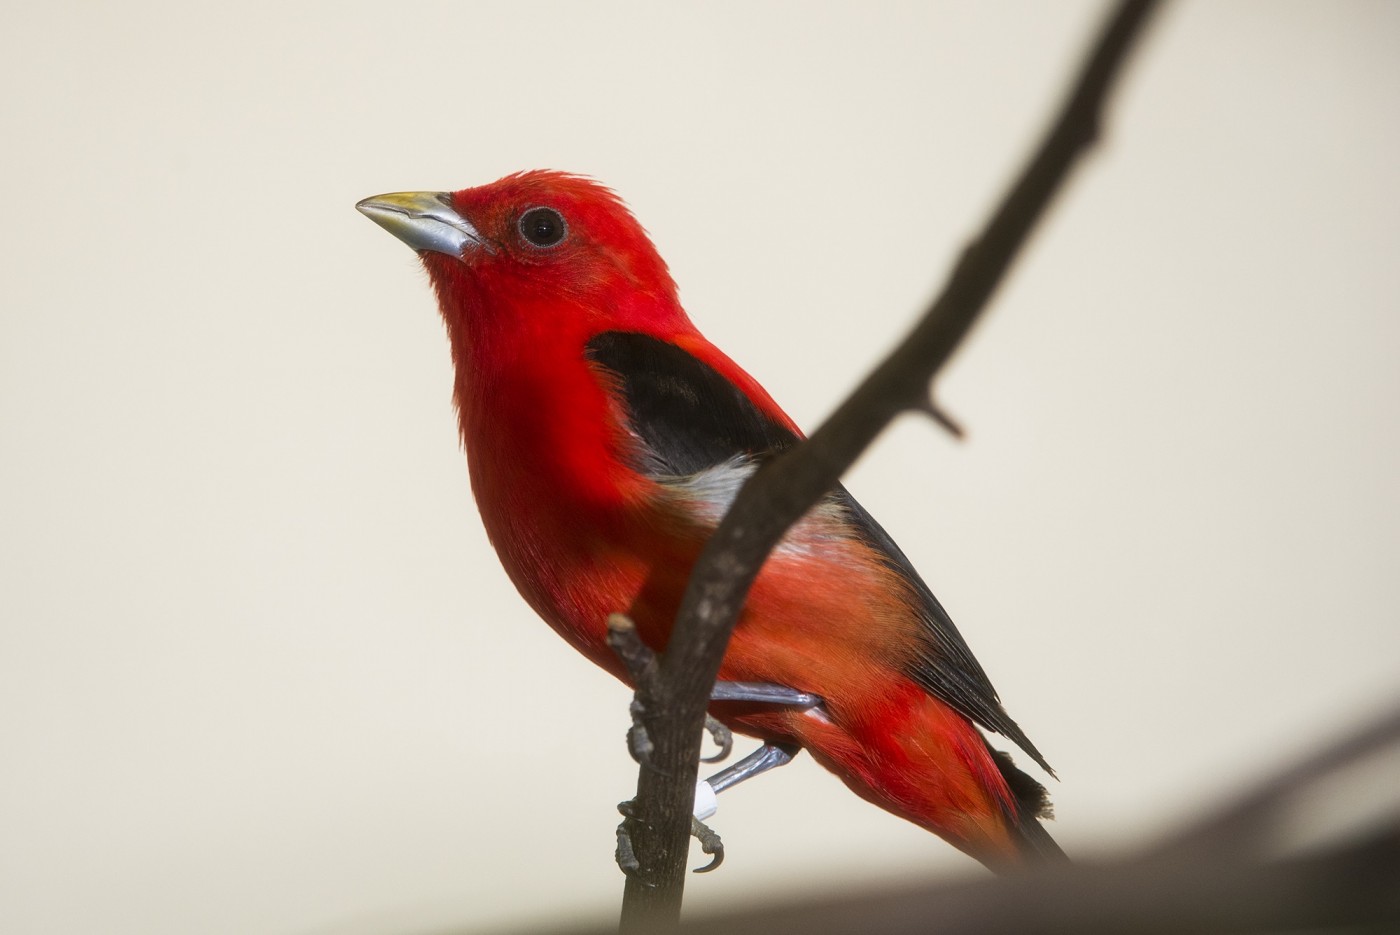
356,191,487,257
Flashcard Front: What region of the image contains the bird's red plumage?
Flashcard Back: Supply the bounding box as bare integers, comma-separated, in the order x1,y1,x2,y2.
375,171,1051,867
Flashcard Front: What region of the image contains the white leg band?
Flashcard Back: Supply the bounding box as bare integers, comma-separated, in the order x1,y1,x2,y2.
693,779,718,821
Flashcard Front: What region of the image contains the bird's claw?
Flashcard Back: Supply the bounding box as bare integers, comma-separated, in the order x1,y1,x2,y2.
615,799,725,876
690,815,724,873
625,698,658,770
628,701,731,770
701,714,733,763
615,800,647,882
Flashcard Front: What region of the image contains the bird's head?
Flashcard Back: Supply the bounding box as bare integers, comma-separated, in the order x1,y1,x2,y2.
358,171,685,347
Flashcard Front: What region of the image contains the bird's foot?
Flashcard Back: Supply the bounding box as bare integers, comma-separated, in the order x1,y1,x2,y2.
614,800,646,881
624,697,659,771
690,815,724,873
626,702,732,770
701,714,733,763
614,799,725,877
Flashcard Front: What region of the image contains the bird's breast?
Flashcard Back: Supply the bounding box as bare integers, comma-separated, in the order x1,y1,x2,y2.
451,347,665,664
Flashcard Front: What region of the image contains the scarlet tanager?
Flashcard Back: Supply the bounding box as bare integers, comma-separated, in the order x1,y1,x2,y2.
357,171,1060,869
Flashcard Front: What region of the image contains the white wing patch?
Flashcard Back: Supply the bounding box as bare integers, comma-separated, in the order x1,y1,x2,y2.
664,456,755,523
657,456,853,557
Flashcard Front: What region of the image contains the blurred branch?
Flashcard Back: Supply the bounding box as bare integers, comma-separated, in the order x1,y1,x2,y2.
497,699,1400,935
616,0,1163,930
1149,697,1400,861
648,827,1400,935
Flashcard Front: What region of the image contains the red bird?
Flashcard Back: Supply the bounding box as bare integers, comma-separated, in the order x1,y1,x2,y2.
357,171,1060,870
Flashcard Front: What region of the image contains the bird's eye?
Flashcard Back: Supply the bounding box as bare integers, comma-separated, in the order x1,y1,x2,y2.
518,206,567,248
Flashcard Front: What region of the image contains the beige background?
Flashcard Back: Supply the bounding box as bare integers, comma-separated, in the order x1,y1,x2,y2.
3,1,1398,933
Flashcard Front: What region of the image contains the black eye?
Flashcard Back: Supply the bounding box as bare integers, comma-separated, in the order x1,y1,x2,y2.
518,206,567,248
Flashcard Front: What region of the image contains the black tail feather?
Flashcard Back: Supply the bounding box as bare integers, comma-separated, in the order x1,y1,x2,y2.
988,744,1068,865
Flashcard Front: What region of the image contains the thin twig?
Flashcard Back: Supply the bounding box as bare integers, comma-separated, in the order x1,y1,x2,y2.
617,1,1163,929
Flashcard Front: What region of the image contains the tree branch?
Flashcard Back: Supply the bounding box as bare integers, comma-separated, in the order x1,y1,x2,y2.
495,699,1400,935
617,1,1164,928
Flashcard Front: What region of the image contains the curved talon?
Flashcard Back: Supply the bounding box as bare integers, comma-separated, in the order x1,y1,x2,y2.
701,715,734,763
626,699,652,765
615,800,650,882
625,699,672,775
615,822,641,878
618,800,726,876
626,726,653,767
690,816,724,873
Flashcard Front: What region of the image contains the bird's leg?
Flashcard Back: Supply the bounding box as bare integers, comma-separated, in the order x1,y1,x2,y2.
609,612,822,768
618,749,788,879
608,615,824,874
625,680,820,768
642,743,804,876
702,741,802,798
617,693,816,875
709,681,823,707
622,708,811,874
682,741,802,873
697,684,819,763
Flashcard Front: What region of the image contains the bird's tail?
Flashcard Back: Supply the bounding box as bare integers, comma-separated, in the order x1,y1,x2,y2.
987,743,1067,866
789,683,1063,872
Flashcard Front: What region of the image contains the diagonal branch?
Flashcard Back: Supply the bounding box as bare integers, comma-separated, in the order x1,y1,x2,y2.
617,1,1164,928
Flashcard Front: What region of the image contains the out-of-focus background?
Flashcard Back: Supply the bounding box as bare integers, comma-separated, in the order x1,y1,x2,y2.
3,2,1397,933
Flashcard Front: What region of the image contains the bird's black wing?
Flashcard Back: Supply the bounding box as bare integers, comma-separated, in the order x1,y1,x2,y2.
833,488,1053,775
585,330,1052,777
585,330,798,473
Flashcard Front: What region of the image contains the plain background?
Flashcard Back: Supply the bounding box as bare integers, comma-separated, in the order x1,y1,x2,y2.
3,1,1398,933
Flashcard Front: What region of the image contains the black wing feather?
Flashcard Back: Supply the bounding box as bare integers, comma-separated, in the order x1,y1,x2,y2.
586,330,797,473
833,490,1054,775
586,330,1051,775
